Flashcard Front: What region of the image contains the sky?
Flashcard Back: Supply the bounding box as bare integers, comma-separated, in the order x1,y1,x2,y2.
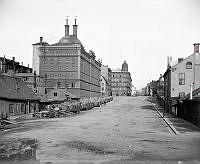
0,0,200,89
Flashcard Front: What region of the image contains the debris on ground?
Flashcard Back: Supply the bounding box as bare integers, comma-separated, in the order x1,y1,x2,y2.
0,138,37,160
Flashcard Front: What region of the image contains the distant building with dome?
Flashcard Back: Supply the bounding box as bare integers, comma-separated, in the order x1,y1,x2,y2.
32,18,101,99
111,61,132,96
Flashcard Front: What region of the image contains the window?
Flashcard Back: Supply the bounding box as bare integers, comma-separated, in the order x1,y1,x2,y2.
65,83,69,88
58,74,62,78
54,92,57,97
179,73,185,85
44,74,47,78
186,62,192,69
23,77,28,81
44,59,47,64
50,58,54,64
57,58,62,64
21,104,25,113
179,92,185,97
71,82,75,88
50,74,54,79
50,66,54,70
9,104,14,114
102,87,104,91
58,66,61,70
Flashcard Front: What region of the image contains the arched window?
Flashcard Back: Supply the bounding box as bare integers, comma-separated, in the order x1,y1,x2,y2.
186,62,192,69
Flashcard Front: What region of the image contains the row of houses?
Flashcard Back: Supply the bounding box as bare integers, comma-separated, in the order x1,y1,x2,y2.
0,18,132,118
146,43,200,127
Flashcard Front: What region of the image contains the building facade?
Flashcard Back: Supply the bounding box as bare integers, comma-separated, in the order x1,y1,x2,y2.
101,64,112,96
111,61,132,96
0,75,39,118
14,72,46,97
0,56,32,75
101,75,107,96
32,19,101,99
163,43,200,112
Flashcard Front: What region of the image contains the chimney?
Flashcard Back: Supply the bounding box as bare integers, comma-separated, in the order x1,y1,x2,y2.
178,58,184,63
21,62,23,66
12,57,15,61
40,37,43,44
73,17,78,37
34,70,36,89
28,64,29,68
194,43,200,53
65,17,69,36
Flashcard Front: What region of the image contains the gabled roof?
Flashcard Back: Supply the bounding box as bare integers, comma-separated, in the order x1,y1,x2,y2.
163,68,171,77
171,53,194,68
0,75,40,101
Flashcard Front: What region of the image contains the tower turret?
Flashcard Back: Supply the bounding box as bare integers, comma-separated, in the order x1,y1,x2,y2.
121,60,128,72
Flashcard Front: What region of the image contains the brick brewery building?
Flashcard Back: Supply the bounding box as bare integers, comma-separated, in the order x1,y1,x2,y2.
32,19,101,98
111,61,132,96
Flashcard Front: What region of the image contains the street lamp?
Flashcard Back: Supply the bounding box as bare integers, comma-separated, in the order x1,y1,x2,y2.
190,82,194,100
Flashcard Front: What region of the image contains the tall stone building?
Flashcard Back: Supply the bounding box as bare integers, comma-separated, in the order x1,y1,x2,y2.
101,64,112,96
32,19,101,99
111,61,132,96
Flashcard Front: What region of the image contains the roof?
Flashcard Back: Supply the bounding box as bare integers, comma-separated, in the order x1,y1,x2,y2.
32,42,49,46
51,35,82,46
171,53,194,68
0,75,40,101
101,75,108,84
163,68,171,77
14,73,40,77
63,91,78,99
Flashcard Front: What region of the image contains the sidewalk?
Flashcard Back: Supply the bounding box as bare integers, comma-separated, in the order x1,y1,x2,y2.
148,96,200,134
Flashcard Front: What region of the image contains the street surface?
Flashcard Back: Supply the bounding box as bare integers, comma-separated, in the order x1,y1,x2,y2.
2,96,200,163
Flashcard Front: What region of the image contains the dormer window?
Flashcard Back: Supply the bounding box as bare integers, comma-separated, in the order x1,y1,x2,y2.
186,62,192,69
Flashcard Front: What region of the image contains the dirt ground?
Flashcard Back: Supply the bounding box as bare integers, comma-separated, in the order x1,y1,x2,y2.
1,96,200,163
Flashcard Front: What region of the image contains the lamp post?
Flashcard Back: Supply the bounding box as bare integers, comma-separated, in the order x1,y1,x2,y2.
190,83,194,100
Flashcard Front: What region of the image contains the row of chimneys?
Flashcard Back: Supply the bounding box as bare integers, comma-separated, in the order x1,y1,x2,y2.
11,57,29,67
39,18,78,44
65,17,78,37
2,56,28,67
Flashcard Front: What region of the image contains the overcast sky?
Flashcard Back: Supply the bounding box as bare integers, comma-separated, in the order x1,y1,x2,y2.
0,0,200,89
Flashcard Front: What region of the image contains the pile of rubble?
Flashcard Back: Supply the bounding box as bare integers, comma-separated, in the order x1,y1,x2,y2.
0,138,37,160
33,96,113,119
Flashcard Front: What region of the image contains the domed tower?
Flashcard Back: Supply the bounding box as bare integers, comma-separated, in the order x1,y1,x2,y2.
121,60,128,72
